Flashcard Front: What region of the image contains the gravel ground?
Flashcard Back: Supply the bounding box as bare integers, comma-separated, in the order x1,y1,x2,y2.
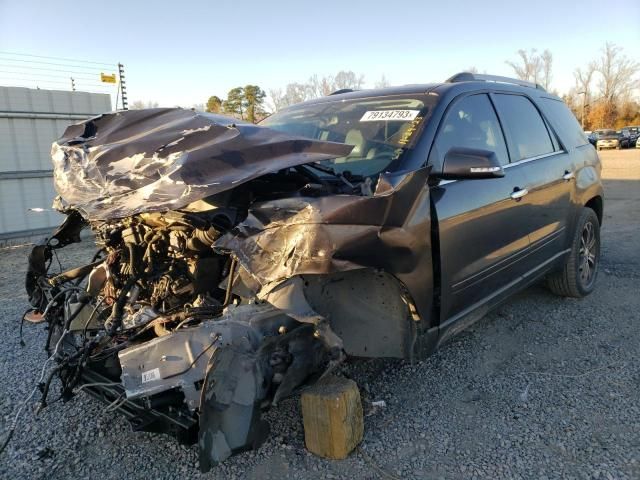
1,149,639,480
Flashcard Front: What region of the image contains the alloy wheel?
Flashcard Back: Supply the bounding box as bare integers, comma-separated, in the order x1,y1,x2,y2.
578,221,598,288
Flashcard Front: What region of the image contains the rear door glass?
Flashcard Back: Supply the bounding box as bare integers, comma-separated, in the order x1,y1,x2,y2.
493,94,554,161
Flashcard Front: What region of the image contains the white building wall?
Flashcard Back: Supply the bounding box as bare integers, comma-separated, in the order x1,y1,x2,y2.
0,87,111,243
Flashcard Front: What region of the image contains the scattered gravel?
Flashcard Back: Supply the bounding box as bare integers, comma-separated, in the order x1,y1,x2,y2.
1,150,639,479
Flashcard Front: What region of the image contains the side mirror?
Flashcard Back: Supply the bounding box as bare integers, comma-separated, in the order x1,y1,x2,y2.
437,147,505,180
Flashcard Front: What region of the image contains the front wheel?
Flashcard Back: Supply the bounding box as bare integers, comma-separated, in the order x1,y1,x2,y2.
547,208,600,297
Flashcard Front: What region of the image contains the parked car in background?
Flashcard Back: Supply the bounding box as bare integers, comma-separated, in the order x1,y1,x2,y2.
594,129,620,150
587,131,598,146
620,126,639,148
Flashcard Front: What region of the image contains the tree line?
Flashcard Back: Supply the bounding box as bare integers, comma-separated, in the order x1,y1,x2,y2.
504,43,639,130
134,43,638,130
201,71,376,122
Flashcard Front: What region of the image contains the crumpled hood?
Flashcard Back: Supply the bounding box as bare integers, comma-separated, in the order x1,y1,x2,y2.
51,108,352,220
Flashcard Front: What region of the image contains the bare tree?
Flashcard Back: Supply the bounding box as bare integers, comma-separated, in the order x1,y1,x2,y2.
307,74,334,98
506,49,541,82
268,71,367,111
581,43,640,126
574,62,597,97
269,83,310,110
374,74,390,88
573,62,597,128
595,42,639,105
333,71,365,91
506,48,553,89
268,88,285,112
130,100,159,109
541,50,553,90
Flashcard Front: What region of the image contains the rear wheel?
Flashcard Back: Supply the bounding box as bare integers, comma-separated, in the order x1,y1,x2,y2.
547,208,600,298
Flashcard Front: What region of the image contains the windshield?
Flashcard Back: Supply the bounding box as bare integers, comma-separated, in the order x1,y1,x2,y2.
260,94,435,177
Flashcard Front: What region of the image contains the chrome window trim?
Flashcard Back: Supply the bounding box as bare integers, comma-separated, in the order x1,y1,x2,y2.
502,150,565,169
434,150,565,186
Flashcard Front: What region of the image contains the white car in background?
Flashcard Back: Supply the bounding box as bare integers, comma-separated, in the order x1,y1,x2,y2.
594,129,620,150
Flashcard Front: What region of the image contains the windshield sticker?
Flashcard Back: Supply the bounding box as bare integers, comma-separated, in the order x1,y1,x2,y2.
360,110,420,122
397,116,423,145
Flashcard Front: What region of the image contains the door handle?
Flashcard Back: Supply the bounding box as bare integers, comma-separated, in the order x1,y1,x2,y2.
510,188,528,200
563,171,575,181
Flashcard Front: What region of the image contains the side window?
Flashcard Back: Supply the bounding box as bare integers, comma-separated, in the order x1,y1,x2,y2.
430,94,510,167
493,94,554,161
539,97,589,149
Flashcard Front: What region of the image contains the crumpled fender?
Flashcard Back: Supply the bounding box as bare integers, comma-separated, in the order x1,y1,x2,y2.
215,167,434,326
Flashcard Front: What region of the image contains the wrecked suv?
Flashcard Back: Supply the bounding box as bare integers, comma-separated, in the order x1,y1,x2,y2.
24,73,603,470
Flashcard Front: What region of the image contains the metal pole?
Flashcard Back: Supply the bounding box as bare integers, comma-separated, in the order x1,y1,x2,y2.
578,91,586,129
118,63,128,110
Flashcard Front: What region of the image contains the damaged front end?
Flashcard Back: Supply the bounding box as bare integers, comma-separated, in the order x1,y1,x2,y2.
25,106,433,470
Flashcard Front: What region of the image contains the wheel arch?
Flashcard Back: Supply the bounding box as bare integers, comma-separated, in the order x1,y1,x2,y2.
585,195,603,226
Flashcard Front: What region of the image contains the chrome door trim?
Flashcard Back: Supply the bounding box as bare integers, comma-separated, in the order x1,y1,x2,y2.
502,150,565,169
434,151,566,186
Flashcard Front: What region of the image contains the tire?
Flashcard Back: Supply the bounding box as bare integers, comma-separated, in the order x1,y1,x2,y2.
547,208,600,298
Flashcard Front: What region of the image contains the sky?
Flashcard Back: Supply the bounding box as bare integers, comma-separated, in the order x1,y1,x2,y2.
1,0,639,108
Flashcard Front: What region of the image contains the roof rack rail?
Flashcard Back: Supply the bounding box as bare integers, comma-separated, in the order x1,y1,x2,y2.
329,88,355,95
446,72,546,92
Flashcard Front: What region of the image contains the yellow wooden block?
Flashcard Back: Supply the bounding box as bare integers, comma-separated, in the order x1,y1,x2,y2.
300,375,364,459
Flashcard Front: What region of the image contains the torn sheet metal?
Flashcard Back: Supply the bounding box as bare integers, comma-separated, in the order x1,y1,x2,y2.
118,304,308,409
51,108,353,220
119,306,273,409
215,167,434,324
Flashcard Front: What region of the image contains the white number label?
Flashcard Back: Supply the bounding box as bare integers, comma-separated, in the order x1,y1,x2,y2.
141,368,161,384
360,110,420,122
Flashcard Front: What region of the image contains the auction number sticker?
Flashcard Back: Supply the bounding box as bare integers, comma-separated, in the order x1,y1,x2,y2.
360,110,420,122
141,368,161,383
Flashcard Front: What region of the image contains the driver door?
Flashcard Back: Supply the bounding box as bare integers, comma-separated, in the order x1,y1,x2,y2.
429,93,533,323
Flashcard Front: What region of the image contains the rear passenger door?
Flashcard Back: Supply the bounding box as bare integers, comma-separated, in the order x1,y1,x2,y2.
492,94,575,266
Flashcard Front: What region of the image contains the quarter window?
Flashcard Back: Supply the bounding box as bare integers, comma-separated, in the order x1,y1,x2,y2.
493,94,554,161
430,94,510,167
539,97,589,149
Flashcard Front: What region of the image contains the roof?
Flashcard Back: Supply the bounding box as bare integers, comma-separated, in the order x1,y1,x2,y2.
288,73,561,109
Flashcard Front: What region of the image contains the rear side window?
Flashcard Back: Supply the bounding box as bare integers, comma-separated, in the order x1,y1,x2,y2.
539,98,589,148
493,94,554,161
430,93,510,167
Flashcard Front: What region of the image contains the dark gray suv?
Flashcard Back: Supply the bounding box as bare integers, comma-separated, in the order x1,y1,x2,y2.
21,72,602,469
